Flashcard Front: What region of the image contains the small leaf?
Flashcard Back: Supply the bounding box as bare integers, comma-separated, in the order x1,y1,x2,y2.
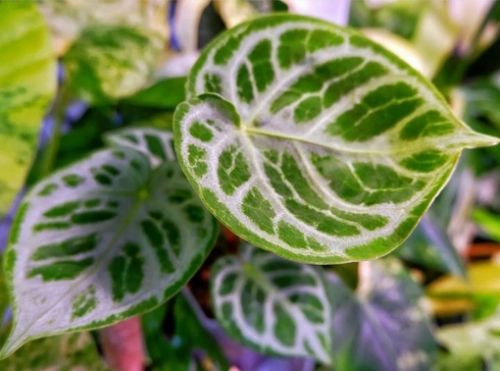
0,2,56,218
329,259,437,371
64,25,163,104
210,244,332,364
174,14,499,264
1,132,217,357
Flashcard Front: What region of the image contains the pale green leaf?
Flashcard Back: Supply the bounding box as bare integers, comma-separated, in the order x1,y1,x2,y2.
174,14,499,264
329,259,437,371
64,25,163,104
0,2,56,218
39,0,168,55
0,130,217,357
436,310,500,370
210,244,332,364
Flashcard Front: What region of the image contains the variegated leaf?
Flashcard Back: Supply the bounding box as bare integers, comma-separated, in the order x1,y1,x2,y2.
105,127,175,167
210,244,332,364
174,14,499,264
0,133,217,357
0,2,56,219
64,24,163,104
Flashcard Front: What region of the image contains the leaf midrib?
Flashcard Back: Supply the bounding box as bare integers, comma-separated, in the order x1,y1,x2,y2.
243,126,455,156
12,187,146,349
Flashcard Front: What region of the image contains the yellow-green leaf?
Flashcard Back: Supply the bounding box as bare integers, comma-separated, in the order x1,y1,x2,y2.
0,2,56,218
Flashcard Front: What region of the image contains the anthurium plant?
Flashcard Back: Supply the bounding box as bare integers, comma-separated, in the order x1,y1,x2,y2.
1,1,499,370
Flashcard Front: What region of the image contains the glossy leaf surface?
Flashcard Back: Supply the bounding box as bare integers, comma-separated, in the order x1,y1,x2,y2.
0,2,56,218
174,14,498,264
1,131,217,357
210,245,332,364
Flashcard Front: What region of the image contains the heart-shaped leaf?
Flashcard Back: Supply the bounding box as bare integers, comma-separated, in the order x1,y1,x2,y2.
174,14,499,264
328,259,437,371
210,244,332,364
104,127,175,167
0,2,56,218
0,130,218,357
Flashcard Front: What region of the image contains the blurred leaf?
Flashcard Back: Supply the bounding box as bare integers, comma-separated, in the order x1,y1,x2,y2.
350,0,424,39
329,259,437,371
0,2,56,219
436,310,500,370
170,0,211,52
64,25,163,105
428,262,500,297
39,0,168,55
362,28,428,76
473,208,500,242
2,332,108,370
427,262,500,319
214,0,258,28
174,293,229,369
397,215,465,276
435,350,483,371
122,77,186,109
412,2,458,77
141,292,228,370
462,73,500,174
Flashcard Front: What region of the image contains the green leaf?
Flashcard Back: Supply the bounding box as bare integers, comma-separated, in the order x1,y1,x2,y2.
174,14,499,264
122,77,187,109
141,292,229,370
472,208,500,242
210,244,332,364
64,24,163,104
2,332,108,370
329,259,437,371
104,127,175,168
0,130,218,357
396,215,465,276
0,2,56,218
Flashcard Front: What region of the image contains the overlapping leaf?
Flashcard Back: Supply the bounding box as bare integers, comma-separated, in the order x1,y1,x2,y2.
210,244,332,364
174,14,498,263
328,259,437,371
0,2,56,219
0,130,217,357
